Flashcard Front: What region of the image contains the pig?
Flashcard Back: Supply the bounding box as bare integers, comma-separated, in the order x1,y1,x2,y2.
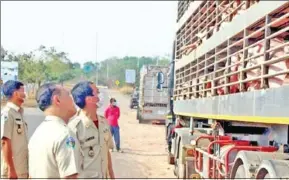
245,38,289,90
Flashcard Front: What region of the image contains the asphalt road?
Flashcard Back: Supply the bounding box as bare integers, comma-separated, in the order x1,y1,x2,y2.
22,88,147,178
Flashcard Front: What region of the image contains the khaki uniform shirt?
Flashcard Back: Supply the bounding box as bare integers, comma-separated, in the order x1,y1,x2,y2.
28,116,83,178
68,110,113,178
1,102,28,178
99,116,114,178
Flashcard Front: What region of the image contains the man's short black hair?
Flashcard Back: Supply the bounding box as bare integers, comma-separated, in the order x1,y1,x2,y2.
36,83,61,111
2,80,24,99
71,81,94,109
110,98,116,103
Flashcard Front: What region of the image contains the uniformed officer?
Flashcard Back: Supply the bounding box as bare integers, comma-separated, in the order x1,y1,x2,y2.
28,83,83,178
99,115,115,179
69,81,115,179
1,80,28,179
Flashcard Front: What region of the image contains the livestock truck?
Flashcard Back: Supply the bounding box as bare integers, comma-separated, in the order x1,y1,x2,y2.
161,0,289,179
137,65,170,124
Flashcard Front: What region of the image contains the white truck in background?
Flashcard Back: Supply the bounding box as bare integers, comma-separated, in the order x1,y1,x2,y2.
0,61,19,100
1,61,18,83
137,65,170,124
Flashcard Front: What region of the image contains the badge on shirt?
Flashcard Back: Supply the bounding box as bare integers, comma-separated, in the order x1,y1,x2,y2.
85,136,95,142
88,146,95,157
66,136,76,148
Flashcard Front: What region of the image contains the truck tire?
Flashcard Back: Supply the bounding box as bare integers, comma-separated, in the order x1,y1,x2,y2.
136,107,140,120
137,108,143,124
139,116,143,124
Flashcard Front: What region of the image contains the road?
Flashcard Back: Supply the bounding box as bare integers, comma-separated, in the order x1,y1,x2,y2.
22,88,174,178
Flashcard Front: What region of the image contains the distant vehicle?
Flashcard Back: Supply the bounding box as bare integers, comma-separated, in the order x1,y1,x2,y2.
1,61,19,100
137,65,170,124
1,61,18,83
129,90,139,109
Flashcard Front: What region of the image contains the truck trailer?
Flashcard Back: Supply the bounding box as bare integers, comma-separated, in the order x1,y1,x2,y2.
163,0,289,179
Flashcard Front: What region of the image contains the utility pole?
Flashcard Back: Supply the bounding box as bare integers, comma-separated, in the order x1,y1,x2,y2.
106,62,109,81
95,32,98,85
136,58,140,88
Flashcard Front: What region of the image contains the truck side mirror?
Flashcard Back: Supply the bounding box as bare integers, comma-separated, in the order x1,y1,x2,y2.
157,72,164,84
157,83,163,91
156,72,164,91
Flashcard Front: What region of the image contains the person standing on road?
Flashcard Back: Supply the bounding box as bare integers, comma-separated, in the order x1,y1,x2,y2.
105,98,122,152
1,80,28,179
69,81,115,179
28,83,83,178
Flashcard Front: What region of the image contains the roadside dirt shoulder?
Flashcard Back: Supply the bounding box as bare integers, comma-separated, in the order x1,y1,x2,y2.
110,90,174,178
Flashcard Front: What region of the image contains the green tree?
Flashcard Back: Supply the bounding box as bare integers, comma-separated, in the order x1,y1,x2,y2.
3,44,170,88
1,45,7,60
72,62,81,69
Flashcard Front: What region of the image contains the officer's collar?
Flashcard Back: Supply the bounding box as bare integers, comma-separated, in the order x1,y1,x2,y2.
7,102,21,112
45,115,66,125
79,110,99,128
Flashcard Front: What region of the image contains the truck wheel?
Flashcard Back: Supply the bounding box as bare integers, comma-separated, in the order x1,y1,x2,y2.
136,108,140,120
234,164,245,178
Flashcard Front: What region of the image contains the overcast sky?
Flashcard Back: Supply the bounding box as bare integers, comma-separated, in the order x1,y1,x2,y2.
1,1,177,64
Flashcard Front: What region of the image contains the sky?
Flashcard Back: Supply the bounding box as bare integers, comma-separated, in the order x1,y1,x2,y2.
1,1,177,64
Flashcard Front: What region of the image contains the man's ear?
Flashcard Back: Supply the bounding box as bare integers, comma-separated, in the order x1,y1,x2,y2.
12,91,19,98
86,96,97,104
85,96,92,104
52,95,61,106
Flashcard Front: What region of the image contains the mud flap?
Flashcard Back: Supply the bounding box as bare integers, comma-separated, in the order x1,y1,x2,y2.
168,152,175,165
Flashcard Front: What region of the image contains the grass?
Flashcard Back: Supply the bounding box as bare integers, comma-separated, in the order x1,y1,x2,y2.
119,85,134,95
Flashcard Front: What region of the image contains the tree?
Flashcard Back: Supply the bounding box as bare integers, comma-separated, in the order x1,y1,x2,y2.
1,45,7,60
18,53,47,86
59,71,75,85
72,62,81,69
3,44,170,88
